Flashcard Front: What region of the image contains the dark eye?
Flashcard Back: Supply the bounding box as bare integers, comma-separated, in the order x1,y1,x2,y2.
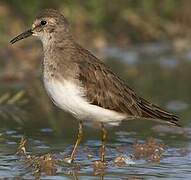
41,20,47,25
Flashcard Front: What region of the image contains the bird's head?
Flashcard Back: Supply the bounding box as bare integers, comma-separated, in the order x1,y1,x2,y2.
10,9,70,45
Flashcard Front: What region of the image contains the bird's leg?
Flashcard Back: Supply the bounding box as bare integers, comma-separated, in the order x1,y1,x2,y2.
64,121,83,163
94,123,107,169
100,123,107,163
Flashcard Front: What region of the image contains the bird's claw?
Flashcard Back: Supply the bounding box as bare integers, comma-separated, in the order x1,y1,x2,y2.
63,156,74,164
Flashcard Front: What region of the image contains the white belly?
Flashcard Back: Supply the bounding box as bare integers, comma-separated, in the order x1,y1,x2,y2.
44,79,127,125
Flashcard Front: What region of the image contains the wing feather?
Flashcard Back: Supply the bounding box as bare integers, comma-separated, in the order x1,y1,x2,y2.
75,44,180,127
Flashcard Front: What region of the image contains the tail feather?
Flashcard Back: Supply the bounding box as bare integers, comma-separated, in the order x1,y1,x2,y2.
137,97,181,127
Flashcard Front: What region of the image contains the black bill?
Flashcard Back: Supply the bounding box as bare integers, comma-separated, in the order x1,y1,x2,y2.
10,29,33,44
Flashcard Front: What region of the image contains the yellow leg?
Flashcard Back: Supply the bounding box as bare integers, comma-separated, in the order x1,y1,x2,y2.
100,123,107,163
64,121,83,163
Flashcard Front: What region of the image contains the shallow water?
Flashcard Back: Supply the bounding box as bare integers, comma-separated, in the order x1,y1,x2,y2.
0,43,191,179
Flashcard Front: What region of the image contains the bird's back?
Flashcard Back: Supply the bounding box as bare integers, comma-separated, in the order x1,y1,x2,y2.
73,44,180,126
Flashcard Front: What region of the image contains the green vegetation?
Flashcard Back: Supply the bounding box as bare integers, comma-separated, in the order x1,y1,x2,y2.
0,91,27,124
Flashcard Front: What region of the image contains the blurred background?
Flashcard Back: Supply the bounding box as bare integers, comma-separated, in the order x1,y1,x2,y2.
0,0,191,179
1,0,191,130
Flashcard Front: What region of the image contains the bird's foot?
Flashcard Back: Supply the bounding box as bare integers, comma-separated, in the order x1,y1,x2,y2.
63,156,74,164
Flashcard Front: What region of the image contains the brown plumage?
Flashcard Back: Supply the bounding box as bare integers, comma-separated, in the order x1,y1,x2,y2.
10,9,181,164
10,9,180,127
75,44,180,127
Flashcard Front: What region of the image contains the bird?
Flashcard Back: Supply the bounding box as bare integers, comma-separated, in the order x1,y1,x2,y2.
10,9,180,165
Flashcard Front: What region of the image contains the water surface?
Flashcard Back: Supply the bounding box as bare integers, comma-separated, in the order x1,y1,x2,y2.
0,43,191,179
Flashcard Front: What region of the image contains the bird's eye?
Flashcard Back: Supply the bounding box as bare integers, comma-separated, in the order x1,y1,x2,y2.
41,20,47,26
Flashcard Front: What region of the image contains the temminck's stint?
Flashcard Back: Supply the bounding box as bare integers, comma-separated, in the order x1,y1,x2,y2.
10,9,180,164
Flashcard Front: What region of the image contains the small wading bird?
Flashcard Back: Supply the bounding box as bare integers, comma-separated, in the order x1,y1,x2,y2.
10,9,180,164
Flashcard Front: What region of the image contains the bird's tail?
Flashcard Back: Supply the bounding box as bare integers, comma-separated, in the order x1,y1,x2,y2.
137,97,181,127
